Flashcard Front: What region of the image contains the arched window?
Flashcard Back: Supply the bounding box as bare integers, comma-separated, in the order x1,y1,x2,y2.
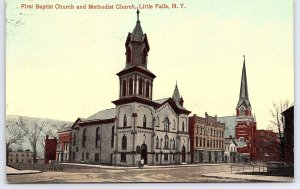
143,115,146,128
95,127,100,147
155,137,159,149
111,126,114,148
129,78,133,95
82,128,87,148
123,115,127,127
164,135,169,149
122,135,127,150
73,133,76,146
240,106,245,116
126,47,131,62
145,81,150,98
164,117,170,131
138,78,144,95
182,121,185,132
122,80,126,96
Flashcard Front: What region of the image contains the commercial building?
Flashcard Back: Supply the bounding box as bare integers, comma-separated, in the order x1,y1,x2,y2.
189,113,225,164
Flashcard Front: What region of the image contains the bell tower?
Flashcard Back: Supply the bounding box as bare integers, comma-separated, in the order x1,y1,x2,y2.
116,10,155,101
235,55,257,161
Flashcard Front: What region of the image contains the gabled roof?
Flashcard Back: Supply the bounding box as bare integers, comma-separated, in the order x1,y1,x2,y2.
217,116,236,138
87,108,115,120
155,97,190,115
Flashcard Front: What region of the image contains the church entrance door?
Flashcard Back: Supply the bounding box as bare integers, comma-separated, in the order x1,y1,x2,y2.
141,143,147,164
181,146,186,163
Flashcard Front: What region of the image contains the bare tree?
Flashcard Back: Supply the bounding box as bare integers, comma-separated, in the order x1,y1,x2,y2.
6,120,25,165
268,100,292,161
18,117,47,163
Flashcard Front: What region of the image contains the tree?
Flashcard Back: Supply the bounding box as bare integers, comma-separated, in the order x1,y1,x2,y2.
6,120,25,165
268,100,292,161
18,117,47,163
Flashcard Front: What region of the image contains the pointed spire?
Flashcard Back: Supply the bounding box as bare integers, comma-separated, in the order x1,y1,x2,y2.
132,9,143,41
172,82,181,103
137,9,140,22
239,55,249,99
236,55,251,109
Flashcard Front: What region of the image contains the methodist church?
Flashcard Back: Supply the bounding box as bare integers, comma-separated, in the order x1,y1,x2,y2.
69,10,191,166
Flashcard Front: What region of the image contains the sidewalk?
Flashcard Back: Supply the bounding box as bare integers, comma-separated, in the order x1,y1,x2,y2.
6,166,41,175
202,171,294,182
61,162,220,170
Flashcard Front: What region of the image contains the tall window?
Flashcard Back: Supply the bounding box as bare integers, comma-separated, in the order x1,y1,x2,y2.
196,136,198,147
82,128,87,148
142,50,147,65
182,121,185,132
200,137,202,147
73,133,76,146
143,115,146,128
126,47,131,62
164,117,170,131
122,135,127,150
129,78,133,95
111,126,114,148
172,139,175,149
145,81,150,98
155,137,159,149
95,127,100,147
138,78,143,95
123,115,127,127
122,80,126,96
164,135,169,149
240,106,245,116
196,126,199,134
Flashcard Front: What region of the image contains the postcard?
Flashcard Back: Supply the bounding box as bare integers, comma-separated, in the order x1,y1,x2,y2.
6,0,294,183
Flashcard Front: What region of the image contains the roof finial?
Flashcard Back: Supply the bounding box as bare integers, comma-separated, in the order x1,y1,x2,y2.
176,80,177,86
137,9,140,22
243,55,245,63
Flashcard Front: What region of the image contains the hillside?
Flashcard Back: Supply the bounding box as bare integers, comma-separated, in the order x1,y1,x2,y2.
6,115,72,157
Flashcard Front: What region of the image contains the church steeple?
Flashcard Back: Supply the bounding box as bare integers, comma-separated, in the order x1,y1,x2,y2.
236,55,252,116
172,82,184,106
132,9,143,42
116,10,155,101
125,9,150,68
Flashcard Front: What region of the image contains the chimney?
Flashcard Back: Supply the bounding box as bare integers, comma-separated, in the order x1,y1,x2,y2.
46,135,49,140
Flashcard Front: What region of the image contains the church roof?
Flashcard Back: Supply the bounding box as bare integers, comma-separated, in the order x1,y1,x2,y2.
236,56,251,109
217,116,236,138
172,82,181,103
87,108,115,120
153,98,169,104
132,9,143,42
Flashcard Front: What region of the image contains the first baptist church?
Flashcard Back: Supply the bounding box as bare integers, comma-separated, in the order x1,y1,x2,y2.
68,10,192,166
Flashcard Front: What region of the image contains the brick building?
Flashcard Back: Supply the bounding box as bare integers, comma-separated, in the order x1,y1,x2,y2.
68,10,191,166
255,130,281,162
217,56,257,162
282,106,294,164
189,113,225,164
56,127,72,162
8,149,32,164
44,135,57,164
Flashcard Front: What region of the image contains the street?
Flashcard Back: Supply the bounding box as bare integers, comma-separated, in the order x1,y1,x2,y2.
7,164,246,183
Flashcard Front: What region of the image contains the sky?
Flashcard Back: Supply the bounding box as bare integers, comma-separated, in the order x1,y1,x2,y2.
6,0,294,130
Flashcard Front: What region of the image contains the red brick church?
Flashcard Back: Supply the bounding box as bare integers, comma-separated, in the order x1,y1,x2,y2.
235,56,257,161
